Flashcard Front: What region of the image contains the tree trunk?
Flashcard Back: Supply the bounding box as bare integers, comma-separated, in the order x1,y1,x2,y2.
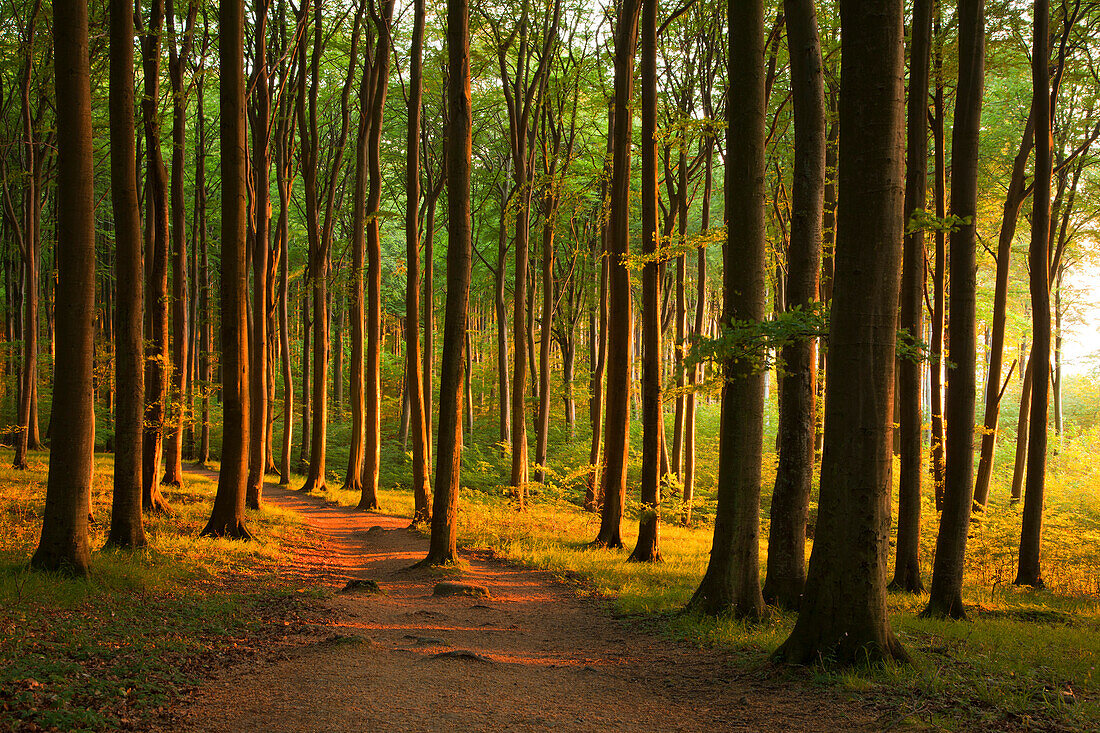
1016,0,1052,589
140,0,171,513
923,0,984,619
889,0,932,595
774,0,909,664
764,0,825,609
592,0,640,548
494,171,511,446
105,0,146,550
163,0,196,489
32,0,95,574
361,0,395,511
197,76,212,467
973,110,1036,507
421,0,471,565
686,0,766,619
630,0,662,563
929,13,947,507
343,39,370,498
202,0,251,540
276,95,293,484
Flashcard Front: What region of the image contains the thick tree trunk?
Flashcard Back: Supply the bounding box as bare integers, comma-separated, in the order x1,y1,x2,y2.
775,0,909,664
592,0,640,549
202,0,251,539
764,0,825,609
105,0,146,550
889,0,932,595
1016,0,1052,589
421,0,471,565
686,0,766,619
32,0,95,574
923,0,984,619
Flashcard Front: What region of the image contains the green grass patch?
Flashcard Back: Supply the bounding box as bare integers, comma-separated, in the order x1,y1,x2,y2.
0,449,322,732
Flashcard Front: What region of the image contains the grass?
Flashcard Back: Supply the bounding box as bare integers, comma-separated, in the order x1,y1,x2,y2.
3,359,1099,731
0,449,324,732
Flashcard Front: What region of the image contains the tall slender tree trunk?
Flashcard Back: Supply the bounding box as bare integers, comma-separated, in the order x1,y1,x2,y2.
245,0,271,509
421,0,471,565
197,72,211,467
630,0,661,563
344,38,371,499
973,110,1036,507
163,0,196,488
592,0,641,549
494,170,511,446
276,100,293,483
202,0,251,539
890,0,932,595
686,0,766,619
764,0,825,609
584,103,613,513
775,0,909,664
361,0,395,511
106,0,146,549
405,0,432,523
923,0,985,619
140,0,172,513
929,12,947,507
33,0,95,574
1016,0,1053,589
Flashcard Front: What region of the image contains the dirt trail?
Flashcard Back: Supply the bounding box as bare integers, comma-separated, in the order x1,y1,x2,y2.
167,480,889,732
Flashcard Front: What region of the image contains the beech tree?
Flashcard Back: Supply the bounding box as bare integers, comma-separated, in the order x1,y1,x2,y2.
763,0,825,609
774,0,909,664
421,0,472,565
591,0,640,549
686,0,767,619
202,0,251,539
30,0,95,574
106,0,146,549
890,0,932,595
923,0,985,619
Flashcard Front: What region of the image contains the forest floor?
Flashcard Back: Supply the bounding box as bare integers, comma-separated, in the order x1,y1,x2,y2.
163,476,895,733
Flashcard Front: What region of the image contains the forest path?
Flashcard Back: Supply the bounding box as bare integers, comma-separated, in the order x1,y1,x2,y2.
167,477,889,733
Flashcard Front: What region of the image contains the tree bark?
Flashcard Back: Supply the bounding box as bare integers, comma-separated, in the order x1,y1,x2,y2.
421,0,471,565
140,0,172,513
1016,0,1053,589
973,110,1035,507
591,0,640,549
629,0,661,563
889,0,932,595
202,0,251,539
406,0,432,523
923,0,984,619
361,0,396,511
106,0,146,549
775,0,909,664
686,0,767,620
764,0,825,609
32,0,95,574
162,0,196,488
